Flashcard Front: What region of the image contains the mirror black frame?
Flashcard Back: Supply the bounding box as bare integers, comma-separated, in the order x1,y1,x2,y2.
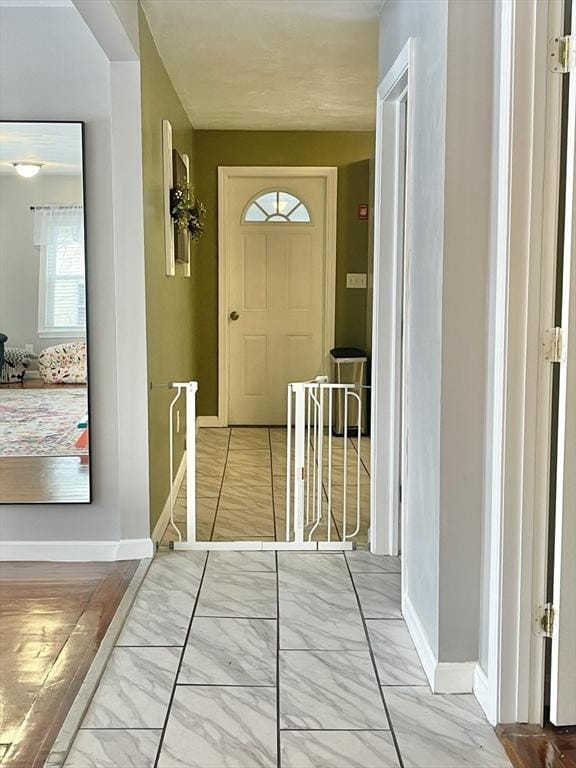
0,120,92,504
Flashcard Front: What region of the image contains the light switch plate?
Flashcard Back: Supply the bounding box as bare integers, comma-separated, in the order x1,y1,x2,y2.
346,273,367,289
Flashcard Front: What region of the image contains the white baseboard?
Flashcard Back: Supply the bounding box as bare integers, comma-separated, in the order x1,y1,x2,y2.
403,592,437,687
403,592,476,694
151,451,187,545
116,538,154,560
435,661,475,693
0,538,153,561
196,416,223,428
473,663,491,717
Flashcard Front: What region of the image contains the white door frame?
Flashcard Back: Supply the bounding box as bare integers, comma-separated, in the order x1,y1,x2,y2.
482,0,566,726
550,0,576,725
370,39,414,556
216,166,337,427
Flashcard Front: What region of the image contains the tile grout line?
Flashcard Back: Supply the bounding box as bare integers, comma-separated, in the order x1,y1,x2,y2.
273,647,393,652
176,683,276,688
210,427,276,540
207,428,231,541
352,433,371,476
322,432,361,542
113,645,185,649
347,571,402,576
78,727,163,732
279,728,392,732
343,555,406,768
152,552,210,768
185,431,223,537
269,427,278,542
194,614,278,620
275,550,281,768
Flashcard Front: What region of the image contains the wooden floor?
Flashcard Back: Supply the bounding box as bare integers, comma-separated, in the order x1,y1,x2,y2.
0,379,80,390
498,724,576,768
0,560,139,768
0,456,90,504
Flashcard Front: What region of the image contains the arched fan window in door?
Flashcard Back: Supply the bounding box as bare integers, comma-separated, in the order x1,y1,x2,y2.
244,190,311,223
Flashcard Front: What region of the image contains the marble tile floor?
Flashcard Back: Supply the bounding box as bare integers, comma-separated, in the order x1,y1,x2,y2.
63,550,512,768
161,427,372,547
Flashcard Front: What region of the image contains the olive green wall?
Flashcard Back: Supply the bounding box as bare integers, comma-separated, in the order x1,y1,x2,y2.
193,131,375,415
139,8,198,531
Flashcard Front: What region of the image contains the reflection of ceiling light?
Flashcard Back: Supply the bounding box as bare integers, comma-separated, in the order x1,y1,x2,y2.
12,162,43,178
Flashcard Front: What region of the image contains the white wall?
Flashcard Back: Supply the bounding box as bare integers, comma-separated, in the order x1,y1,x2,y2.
439,0,493,663
0,3,150,556
378,0,493,669
379,0,448,660
0,174,84,363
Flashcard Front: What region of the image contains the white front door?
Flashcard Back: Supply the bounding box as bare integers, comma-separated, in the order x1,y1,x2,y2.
223,171,336,425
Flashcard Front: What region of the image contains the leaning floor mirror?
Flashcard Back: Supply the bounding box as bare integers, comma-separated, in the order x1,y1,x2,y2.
0,121,91,503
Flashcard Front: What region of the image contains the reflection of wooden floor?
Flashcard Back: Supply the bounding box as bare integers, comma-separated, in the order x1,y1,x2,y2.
0,456,90,503
1,380,90,503
0,560,139,768
0,378,81,389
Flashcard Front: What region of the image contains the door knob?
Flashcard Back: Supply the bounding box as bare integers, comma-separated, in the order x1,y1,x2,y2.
229,310,240,321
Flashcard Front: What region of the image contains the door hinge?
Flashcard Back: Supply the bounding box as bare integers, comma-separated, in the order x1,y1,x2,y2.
549,35,576,73
535,603,557,638
543,327,567,363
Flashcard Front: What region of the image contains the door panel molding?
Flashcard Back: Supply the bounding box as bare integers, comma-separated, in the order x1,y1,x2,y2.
218,166,337,426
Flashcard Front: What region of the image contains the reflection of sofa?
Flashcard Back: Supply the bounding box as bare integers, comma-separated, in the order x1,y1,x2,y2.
1,347,38,384
38,341,87,384
0,333,6,369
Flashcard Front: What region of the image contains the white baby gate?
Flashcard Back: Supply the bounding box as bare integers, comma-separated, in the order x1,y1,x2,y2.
168,379,365,551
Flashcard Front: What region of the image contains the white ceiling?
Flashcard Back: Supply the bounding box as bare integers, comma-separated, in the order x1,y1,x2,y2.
0,122,83,175
141,0,383,131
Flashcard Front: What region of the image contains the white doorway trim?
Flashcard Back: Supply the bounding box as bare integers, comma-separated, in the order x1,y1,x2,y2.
482,0,565,726
370,39,414,557
217,166,338,427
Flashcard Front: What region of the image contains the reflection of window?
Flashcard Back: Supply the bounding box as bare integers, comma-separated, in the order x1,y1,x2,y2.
34,205,85,337
244,191,311,223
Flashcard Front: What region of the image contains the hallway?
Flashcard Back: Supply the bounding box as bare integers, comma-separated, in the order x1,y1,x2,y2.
62,549,511,767
162,427,371,546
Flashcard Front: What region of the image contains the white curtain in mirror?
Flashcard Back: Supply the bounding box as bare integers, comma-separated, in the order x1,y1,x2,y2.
34,205,85,336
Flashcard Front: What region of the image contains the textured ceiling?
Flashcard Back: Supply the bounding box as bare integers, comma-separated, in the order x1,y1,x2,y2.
141,0,383,131
0,122,82,175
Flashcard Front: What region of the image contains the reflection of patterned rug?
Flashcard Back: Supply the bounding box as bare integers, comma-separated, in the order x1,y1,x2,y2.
0,388,88,457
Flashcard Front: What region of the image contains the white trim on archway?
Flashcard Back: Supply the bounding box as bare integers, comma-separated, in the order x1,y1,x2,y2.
370,39,414,557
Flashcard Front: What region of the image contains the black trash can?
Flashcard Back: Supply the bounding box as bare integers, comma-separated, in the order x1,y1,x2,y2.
330,347,368,435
